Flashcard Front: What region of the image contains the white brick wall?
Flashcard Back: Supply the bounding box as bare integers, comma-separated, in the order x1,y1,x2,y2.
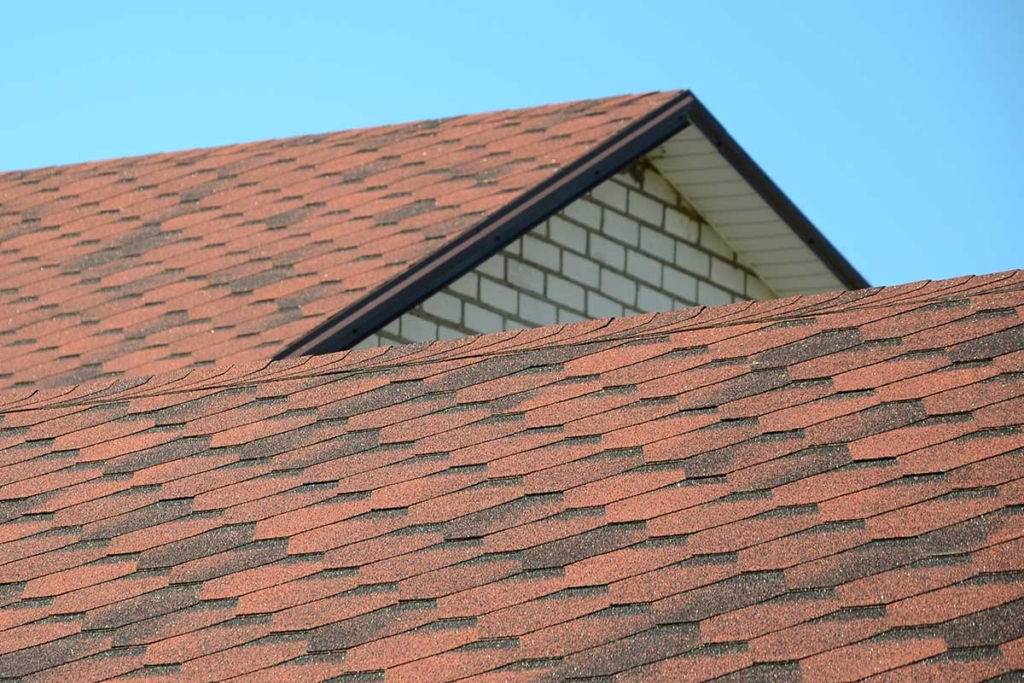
364,164,778,348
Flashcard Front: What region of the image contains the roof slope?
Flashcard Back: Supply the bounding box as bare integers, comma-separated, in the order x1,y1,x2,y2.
0,92,676,391
1,270,1022,681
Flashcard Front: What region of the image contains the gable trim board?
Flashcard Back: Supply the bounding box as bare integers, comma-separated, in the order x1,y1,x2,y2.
276,91,868,359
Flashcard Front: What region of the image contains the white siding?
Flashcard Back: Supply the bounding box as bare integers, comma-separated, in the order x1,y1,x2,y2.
650,126,847,296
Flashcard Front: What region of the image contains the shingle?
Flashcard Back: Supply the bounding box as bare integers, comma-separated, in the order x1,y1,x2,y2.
0,92,679,390
0,270,1021,681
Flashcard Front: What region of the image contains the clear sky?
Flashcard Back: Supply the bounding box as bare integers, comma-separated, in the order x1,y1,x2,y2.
2,1,1020,287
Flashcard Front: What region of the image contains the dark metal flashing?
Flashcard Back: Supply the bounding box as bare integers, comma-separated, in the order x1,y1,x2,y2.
685,103,870,291
277,91,699,358
277,90,867,359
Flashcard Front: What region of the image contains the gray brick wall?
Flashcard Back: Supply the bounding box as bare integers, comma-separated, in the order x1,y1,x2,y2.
357,164,777,348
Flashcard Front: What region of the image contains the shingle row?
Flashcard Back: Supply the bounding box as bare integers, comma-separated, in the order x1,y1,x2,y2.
0,270,1021,681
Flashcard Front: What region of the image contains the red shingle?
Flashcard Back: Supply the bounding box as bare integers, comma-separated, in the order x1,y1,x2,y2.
0,270,1022,680
0,93,677,391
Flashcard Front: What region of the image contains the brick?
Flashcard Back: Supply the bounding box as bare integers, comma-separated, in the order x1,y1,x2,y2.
698,281,733,307
638,286,673,313
519,293,558,326
522,235,561,271
563,251,600,288
480,278,519,315
675,242,710,277
506,259,545,295
626,249,663,287
600,268,638,306
422,291,462,324
548,216,588,254
589,234,626,270
588,291,624,318
591,179,628,212
603,211,639,246
664,207,699,243
558,308,587,324
464,303,504,333
400,314,438,343
562,199,602,230
663,266,698,302
628,190,664,227
546,274,586,311
700,226,734,259
449,272,479,298
477,254,506,280
639,226,675,262
711,258,745,294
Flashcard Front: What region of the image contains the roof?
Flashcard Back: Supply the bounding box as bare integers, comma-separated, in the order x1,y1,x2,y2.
0,92,675,390
1,269,1021,682
0,91,865,392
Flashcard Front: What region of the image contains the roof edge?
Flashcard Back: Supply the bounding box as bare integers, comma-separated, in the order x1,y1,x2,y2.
276,91,699,358
685,102,870,291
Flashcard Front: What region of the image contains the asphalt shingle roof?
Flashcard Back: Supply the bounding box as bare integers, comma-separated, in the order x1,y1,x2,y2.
1,270,1022,681
0,92,677,391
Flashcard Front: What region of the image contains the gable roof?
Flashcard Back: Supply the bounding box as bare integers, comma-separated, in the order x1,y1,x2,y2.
0,91,865,392
1,270,1021,681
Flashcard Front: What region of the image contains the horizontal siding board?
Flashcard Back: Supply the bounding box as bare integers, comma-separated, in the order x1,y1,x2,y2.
757,261,836,278
740,250,821,267
693,194,768,212
724,232,805,251
651,125,856,298
653,153,727,172
657,165,745,185
682,180,753,199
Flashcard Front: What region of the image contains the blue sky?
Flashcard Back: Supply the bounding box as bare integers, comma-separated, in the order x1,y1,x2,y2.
2,1,1020,287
